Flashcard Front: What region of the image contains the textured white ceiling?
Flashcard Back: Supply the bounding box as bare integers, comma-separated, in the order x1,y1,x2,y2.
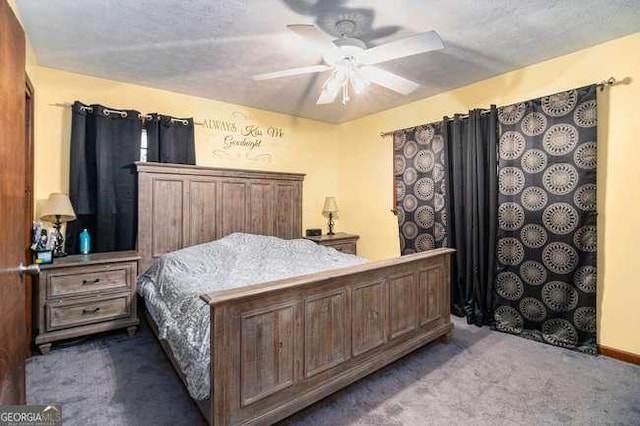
15,0,640,123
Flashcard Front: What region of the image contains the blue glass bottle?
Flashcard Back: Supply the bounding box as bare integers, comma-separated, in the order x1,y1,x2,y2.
79,229,91,254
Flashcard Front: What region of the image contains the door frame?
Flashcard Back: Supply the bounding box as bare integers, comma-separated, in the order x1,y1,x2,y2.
24,74,34,357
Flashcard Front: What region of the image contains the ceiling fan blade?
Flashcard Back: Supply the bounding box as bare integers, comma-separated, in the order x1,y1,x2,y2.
252,64,332,81
316,88,339,105
360,66,420,95
361,30,444,65
287,24,341,55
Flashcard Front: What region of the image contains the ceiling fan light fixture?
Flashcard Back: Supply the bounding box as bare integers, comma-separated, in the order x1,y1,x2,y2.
324,69,348,93
350,68,370,94
322,73,351,106
320,60,371,104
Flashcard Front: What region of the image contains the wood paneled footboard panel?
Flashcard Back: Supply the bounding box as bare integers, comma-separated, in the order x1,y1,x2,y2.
202,248,454,426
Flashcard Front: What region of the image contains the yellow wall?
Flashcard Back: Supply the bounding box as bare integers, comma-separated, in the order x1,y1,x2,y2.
13,0,638,355
28,66,340,231
338,33,640,355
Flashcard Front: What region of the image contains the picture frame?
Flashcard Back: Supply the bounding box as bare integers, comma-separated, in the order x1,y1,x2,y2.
34,250,54,265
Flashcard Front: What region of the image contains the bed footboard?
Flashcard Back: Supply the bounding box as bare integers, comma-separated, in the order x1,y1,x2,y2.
201,248,454,426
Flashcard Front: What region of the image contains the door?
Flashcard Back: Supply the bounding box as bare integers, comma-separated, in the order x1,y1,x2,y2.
0,0,28,404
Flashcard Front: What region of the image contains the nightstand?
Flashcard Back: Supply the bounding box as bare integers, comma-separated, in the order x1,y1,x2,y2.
34,251,140,354
304,232,360,255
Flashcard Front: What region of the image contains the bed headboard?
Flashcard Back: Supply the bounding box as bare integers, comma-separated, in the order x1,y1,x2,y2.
136,162,305,272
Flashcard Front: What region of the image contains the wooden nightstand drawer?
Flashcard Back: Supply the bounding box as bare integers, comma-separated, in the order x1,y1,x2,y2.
324,241,357,255
48,266,131,298
304,233,360,256
47,294,132,331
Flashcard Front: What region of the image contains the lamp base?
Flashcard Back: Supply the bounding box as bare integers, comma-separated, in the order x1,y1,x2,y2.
52,221,67,258
327,212,335,236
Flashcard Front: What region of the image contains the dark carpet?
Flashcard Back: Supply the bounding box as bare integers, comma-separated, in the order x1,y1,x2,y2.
27,317,640,426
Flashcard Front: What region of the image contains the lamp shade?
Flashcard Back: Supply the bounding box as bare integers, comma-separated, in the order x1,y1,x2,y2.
40,193,76,223
322,197,338,216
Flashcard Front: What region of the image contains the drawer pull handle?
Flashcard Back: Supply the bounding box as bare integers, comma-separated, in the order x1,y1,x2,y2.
82,278,101,285
82,307,101,315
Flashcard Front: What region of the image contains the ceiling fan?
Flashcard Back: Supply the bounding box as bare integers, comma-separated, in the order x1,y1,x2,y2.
252,20,444,106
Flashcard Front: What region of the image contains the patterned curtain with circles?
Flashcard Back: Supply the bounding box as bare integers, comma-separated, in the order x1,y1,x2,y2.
394,123,449,254
494,85,597,353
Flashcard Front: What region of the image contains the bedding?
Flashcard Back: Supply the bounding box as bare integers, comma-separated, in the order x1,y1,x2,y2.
137,232,367,400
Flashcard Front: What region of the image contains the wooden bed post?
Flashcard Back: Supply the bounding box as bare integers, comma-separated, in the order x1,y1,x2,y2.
210,304,230,426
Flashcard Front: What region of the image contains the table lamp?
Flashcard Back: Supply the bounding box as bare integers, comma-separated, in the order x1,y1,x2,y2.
40,193,76,257
322,196,338,236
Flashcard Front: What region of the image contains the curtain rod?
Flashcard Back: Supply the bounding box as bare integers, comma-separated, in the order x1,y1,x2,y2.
379,109,492,138
50,103,204,126
379,76,619,138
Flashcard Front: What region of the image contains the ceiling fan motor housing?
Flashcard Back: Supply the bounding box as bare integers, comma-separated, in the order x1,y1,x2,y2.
325,37,367,65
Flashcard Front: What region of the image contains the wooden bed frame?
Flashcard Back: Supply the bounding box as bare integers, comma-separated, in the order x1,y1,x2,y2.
136,162,454,426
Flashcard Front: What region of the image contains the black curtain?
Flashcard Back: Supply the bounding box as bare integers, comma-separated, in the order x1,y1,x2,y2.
446,108,498,325
66,102,142,254
146,113,196,164
393,109,497,326
493,86,597,353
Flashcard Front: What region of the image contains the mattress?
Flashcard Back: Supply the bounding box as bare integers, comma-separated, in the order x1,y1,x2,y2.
137,232,367,400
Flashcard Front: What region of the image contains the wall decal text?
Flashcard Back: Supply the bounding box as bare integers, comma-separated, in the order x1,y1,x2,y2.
202,111,285,161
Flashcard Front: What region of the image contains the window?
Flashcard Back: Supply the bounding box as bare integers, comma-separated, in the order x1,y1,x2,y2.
140,128,148,162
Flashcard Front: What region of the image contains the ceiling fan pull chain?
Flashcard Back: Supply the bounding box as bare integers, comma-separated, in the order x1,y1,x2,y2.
342,68,351,105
